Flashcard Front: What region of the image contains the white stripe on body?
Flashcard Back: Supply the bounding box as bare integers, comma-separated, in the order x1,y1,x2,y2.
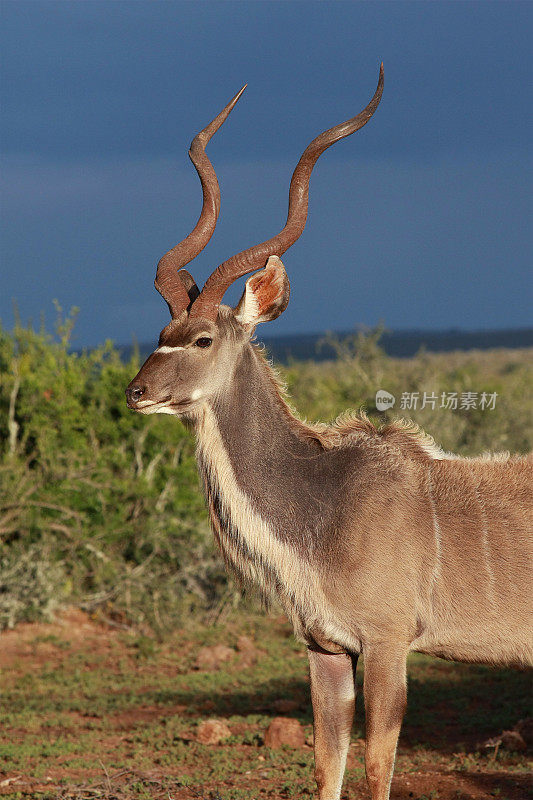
475,484,497,609
426,468,442,596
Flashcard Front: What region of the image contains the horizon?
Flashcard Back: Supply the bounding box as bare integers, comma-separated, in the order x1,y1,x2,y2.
2,305,532,353
96,324,533,363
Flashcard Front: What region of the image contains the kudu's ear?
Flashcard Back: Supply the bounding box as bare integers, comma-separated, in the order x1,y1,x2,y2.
234,256,290,328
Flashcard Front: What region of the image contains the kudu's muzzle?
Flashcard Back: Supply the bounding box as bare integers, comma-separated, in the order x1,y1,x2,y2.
125,381,146,408
126,358,153,409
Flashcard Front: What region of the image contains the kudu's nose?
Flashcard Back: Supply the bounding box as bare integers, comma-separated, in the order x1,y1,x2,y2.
126,383,146,406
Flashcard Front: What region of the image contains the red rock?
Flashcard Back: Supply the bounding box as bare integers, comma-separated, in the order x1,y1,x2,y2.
195,644,234,671
196,719,232,745
236,634,265,667
264,717,305,748
236,635,255,653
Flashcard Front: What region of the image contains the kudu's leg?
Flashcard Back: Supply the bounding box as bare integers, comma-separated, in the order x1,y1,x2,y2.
362,644,409,800
307,648,357,800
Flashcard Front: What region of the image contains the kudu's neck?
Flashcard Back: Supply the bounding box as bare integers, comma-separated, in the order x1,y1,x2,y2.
192,343,359,647
212,343,323,465
193,344,357,549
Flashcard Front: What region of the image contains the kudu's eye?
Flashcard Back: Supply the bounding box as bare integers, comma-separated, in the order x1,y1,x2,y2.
195,337,212,349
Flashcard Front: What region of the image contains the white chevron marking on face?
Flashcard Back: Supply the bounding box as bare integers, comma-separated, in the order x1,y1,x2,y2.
155,345,186,354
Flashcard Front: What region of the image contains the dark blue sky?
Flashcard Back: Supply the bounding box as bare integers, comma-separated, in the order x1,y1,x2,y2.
1,1,531,347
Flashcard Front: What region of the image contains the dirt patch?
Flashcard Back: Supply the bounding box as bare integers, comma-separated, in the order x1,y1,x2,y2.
112,703,188,730
0,607,114,670
1,767,530,799
391,770,531,800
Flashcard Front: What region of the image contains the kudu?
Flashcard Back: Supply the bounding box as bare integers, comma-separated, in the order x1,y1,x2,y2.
126,68,532,800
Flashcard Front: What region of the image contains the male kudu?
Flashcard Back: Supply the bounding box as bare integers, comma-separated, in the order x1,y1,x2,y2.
126,68,532,800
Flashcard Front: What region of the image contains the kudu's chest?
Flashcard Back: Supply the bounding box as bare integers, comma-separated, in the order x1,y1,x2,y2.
199,457,276,591
195,409,361,652
196,428,313,603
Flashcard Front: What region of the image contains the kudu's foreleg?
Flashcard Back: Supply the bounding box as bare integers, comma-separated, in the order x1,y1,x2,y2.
362,644,408,800
307,648,357,800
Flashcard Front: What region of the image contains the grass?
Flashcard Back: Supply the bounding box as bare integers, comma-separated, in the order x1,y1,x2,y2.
0,609,530,800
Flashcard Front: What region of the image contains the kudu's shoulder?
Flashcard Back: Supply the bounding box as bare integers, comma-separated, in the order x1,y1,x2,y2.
318,415,532,515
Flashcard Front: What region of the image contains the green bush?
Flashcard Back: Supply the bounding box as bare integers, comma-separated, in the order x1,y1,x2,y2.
0,308,226,632
0,311,531,631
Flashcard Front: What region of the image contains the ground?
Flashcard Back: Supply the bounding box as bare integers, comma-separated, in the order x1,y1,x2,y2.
0,608,531,800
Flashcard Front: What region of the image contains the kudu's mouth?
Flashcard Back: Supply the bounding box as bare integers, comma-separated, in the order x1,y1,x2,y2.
127,396,170,413
126,391,200,416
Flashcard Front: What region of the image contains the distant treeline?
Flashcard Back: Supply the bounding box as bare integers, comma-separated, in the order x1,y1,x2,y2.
119,327,533,364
